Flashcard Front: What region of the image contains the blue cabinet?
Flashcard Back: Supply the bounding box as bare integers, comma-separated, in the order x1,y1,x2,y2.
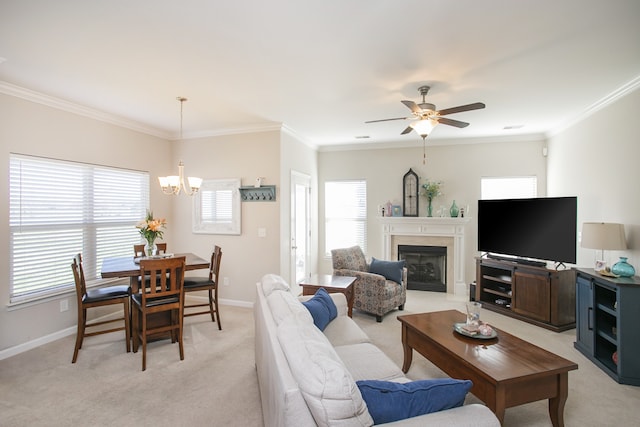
574,269,640,386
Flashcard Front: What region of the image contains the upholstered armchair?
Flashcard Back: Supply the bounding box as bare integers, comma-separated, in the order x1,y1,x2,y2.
331,246,406,322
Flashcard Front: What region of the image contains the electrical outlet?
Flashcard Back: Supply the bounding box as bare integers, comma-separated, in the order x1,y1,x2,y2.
60,299,69,312
223,277,230,286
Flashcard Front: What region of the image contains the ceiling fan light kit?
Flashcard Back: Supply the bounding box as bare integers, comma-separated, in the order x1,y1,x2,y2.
365,85,486,163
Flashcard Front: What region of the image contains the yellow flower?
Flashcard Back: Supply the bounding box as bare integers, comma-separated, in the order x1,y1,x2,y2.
136,210,167,242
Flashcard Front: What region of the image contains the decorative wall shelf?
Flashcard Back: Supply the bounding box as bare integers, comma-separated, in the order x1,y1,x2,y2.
239,185,276,202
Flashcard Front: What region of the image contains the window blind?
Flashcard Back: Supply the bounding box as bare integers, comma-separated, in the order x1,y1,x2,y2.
9,154,149,304
324,180,367,256
480,176,538,200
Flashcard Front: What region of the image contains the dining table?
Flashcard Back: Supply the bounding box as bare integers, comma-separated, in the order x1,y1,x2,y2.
101,252,210,292
101,252,210,341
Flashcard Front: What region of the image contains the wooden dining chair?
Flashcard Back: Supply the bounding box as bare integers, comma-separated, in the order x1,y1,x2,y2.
183,245,223,329
132,256,186,371
133,243,167,256
71,253,131,363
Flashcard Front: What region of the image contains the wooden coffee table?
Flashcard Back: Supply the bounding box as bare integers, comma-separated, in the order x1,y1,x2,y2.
398,310,578,427
300,274,356,317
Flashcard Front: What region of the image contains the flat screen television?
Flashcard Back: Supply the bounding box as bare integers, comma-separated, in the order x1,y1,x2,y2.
477,196,577,266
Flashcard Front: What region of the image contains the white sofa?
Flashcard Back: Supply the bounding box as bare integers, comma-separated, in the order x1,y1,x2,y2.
254,274,500,427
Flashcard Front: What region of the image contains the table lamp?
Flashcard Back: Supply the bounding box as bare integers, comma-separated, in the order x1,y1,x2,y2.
580,222,626,273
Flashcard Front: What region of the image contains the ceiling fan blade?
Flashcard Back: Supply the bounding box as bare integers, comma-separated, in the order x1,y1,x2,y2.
365,117,409,123
401,126,414,135
401,100,422,114
438,117,469,128
437,102,486,116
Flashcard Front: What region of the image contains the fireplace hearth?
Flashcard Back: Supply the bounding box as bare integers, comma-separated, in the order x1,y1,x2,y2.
398,245,447,292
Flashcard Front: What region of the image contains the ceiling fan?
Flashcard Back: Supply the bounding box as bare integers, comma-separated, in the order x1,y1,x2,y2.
366,85,486,139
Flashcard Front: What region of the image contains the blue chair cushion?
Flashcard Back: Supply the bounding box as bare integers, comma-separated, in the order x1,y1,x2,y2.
301,287,338,331
356,378,472,424
369,257,405,284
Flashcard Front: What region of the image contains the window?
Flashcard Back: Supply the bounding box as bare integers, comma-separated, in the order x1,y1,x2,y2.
480,176,537,200
192,178,241,235
9,154,149,304
324,180,367,256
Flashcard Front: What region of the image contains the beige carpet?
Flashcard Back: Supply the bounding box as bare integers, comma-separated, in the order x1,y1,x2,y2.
1,291,639,426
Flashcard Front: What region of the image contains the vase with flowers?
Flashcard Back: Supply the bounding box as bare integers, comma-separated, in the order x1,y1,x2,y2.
136,210,167,256
421,180,443,217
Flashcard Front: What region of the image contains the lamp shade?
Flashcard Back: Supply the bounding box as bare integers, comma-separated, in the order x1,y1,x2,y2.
581,222,627,250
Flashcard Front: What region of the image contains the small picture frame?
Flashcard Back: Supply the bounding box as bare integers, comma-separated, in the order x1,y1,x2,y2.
595,260,607,272
391,205,402,217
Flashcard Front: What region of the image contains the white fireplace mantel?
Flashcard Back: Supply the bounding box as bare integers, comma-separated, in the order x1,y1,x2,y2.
378,217,470,296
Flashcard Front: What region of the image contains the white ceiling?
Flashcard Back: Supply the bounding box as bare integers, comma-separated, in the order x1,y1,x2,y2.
1,0,639,148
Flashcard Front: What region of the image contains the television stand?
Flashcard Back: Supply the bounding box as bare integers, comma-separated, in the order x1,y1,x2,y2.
475,257,576,332
486,253,546,268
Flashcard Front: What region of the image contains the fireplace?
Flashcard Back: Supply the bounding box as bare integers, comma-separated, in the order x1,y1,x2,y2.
398,245,447,292
379,217,469,295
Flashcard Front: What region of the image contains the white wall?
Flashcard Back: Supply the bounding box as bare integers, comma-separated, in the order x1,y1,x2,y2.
169,131,283,305
317,137,547,285
547,87,640,270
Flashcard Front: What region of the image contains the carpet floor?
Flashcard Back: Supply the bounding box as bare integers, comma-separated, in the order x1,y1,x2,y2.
1,290,639,426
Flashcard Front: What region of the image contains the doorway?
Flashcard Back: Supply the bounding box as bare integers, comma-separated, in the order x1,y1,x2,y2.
290,171,311,284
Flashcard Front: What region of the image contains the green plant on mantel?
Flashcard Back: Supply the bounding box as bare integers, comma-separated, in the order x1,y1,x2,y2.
421,180,443,217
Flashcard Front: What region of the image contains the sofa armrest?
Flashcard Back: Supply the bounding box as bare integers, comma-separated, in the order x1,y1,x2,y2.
334,269,387,287
378,404,500,427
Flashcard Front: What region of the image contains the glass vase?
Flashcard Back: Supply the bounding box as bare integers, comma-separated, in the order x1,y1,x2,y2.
144,237,157,257
611,257,635,278
450,200,459,218
427,199,433,217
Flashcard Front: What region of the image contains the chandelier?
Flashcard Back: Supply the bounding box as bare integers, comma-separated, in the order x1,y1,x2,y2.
158,97,202,196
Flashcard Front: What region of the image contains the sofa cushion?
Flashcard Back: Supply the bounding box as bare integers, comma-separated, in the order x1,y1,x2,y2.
277,312,373,427
301,288,338,331
369,257,405,285
334,343,405,382
261,273,291,296
323,316,371,347
356,378,473,424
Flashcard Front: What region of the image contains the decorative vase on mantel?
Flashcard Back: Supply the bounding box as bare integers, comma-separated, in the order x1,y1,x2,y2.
144,236,158,257
611,257,635,278
449,200,459,218
427,198,433,217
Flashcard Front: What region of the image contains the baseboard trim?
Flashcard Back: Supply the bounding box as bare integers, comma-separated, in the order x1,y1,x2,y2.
0,298,252,361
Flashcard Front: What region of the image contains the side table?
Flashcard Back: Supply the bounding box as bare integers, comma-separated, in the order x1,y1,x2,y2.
300,274,356,317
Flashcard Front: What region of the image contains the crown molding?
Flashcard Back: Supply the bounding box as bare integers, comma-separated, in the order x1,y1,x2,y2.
0,81,171,139
547,74,640,137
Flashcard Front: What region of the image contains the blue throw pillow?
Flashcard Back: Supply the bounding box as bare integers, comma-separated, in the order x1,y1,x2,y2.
301,288,338,331
356,378,472,424
369,257,405,284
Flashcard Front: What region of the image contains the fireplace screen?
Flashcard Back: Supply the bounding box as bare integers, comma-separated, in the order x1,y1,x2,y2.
398,244,446,292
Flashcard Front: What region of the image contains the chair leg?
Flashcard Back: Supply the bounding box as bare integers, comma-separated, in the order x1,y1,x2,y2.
376,315,383,323
141,313,147,371
208,288,215,323
214,297,222,330
398,304,405,311
71,310,86,363
178,308,184,361
123,298,131,353
132,306,139,353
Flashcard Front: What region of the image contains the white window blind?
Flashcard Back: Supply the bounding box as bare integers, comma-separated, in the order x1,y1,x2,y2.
481,176,537,200
201,189,233,224
325,180,367,256
9,154,149,304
